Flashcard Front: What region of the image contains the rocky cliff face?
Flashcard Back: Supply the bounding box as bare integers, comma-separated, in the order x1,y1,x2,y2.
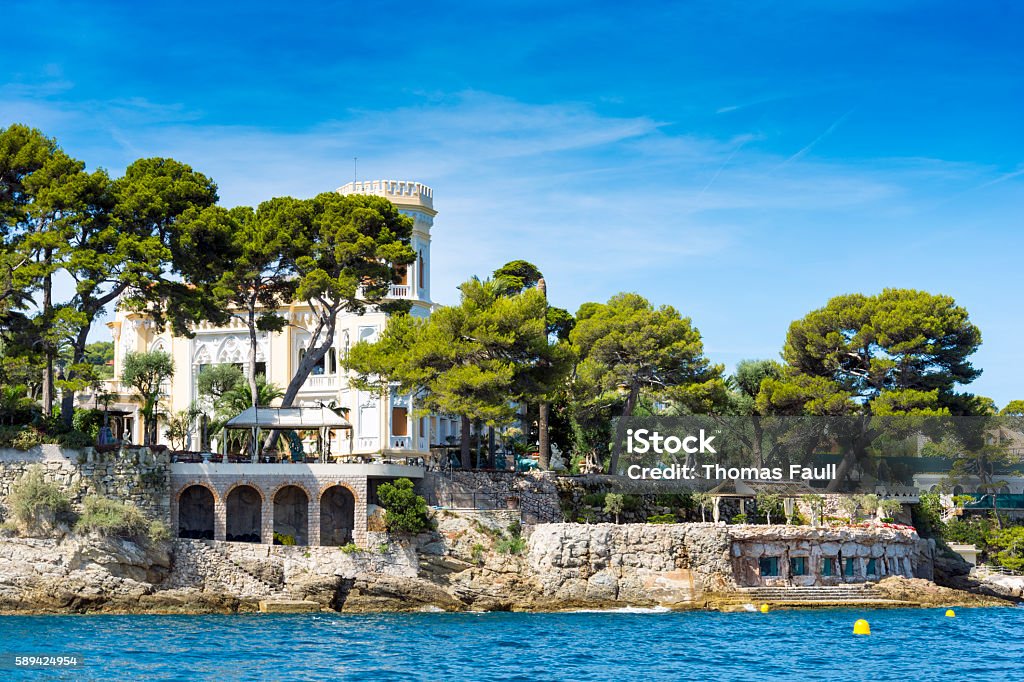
0,515,1006,614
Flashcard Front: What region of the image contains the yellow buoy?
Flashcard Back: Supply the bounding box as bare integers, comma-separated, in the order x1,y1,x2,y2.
760,604,770,613
853,619,871,635
945,609,955,618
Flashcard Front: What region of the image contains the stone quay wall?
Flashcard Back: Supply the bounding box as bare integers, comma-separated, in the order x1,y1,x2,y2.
0,446,170,522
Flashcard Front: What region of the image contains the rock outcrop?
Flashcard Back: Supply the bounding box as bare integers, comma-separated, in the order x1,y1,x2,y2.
0,514,1012,614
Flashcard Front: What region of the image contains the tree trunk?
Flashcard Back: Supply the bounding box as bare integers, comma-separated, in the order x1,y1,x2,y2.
246,298,259,409
487,426,495,469
61,325,93,429
41,247,53,417
538,402,550,469
609,382,639,474
460,416,471,469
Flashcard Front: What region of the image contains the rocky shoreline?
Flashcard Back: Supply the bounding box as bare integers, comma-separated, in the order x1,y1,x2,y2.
0,514,1016,615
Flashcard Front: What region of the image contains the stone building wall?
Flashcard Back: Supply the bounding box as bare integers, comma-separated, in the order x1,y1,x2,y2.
0,446,170,522
170,471,369,547
727,525,931,587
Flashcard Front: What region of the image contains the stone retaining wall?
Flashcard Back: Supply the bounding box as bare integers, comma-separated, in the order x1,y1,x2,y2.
164,538,417,599
421,471,562,522
0,446,170,522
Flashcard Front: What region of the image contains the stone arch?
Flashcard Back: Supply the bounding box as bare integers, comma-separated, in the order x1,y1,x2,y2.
320,484,356,546
273,485,309,546
177,484,215,539
225,484,264,543
150,337,169,354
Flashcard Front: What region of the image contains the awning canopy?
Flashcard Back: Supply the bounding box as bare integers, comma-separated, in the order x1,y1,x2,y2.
224,406,352,430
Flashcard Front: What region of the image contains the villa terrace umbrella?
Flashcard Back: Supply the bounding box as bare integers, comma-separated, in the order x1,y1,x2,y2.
224,406,352,462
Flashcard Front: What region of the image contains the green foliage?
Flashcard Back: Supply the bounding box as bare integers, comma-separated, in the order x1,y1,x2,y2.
340,542,361,554
647,513,677,524
74,495,164,542
943,516,994,547
72,408,103,440
345,278,572,468
990,526,1024,572
755,492,783,525
730,513,748,524
163,403,202,450
788,511,809,526
0,383,35,425
121,350,174,444
495,536,527,555
581,492,607,507
780,289,981,413
913,493,946,537
376,478,431,534
470,542,485,564
603,492,625,523
7,466,71,531
11,425,43,450
273,532,296,546
569,292,724,472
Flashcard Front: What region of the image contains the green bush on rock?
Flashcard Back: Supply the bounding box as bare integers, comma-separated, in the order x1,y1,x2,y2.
377,478,431,535
7,466,71,533
74,495,167,543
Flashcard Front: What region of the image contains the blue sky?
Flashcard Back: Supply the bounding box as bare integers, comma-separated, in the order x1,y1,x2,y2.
3,0,1022,404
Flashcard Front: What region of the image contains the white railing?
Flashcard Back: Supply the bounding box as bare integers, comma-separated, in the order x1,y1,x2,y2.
417,437,428,451
390,436,411,450
388,284,411,298
300,374,337,391
357,437,379,451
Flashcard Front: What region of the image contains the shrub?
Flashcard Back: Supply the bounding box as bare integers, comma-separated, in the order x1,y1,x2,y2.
496,536,527,555
471,542,485,563
273,532,296,546
990,526,1024,572
340,542,361,554
731,513,748,524
56,429,93,449
581,492,607,507
604,493,625,523
148,519,171,542
788,511,809,526
12,426,44,450
647,513,676,524
377,478,431,534
7,466,71,532
74,496,156,541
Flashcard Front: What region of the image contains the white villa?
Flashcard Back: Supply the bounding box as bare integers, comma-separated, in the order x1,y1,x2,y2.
96,179,462,461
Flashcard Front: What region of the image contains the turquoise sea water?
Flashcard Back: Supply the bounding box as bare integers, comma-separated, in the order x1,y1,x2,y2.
0,607,1022,680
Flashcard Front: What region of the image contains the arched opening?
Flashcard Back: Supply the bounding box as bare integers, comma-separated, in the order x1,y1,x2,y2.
952,485,964,496
273,485,308,545
226,485,262,542
320,485,355,546
178,485,214,539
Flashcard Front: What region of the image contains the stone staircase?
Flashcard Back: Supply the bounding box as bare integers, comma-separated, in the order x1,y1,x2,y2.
740,585,888,602
165,539,287,599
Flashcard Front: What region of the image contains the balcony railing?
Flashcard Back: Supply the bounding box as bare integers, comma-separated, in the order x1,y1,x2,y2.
388,284,411,298
390,436,411,450
300,374,337,392
356,436,378,451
